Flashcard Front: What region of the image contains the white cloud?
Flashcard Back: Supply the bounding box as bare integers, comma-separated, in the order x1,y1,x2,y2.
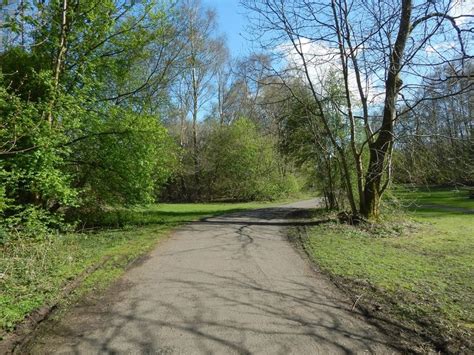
449,0,474,26
279,38,383,105
425,41,458,54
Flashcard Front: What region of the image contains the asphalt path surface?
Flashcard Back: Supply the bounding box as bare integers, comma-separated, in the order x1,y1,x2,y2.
32,199,397,354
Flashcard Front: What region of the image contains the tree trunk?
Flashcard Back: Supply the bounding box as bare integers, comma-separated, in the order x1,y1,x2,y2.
191,66,200,198
48,0,68,125
361,0,412,219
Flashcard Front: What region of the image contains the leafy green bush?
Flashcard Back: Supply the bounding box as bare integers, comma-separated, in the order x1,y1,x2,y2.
72,108,177,207
201,118,300,201
0,69,79,236
0,49,177,236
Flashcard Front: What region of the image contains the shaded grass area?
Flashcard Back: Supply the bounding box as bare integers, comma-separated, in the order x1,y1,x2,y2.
393,186,473,211
0,201,279,336
302,189,473,353
79,202,281,228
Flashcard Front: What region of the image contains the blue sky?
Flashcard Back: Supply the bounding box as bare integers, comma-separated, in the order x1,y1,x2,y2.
203,0,251,57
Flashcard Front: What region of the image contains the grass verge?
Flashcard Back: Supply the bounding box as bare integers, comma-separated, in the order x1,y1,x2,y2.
299,189,473,353
0,200,287,338
393,185,474,211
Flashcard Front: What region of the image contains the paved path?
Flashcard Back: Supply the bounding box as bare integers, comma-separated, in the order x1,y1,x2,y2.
32,200,397,354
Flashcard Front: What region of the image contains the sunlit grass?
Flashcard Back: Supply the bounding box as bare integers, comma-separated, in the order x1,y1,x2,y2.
303,188,474,350
0,200,285,334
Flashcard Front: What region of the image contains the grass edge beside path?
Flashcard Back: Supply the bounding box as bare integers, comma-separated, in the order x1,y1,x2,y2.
291,189,473,354
0,197,307,348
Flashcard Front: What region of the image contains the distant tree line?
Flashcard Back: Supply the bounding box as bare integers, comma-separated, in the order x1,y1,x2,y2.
394,67,472,186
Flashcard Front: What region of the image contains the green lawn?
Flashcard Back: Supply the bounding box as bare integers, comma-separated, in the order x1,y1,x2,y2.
0,200,282,335
303,188,474,352
394,186,474,211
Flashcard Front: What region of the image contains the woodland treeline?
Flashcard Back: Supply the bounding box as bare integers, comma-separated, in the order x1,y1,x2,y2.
0,0,472,236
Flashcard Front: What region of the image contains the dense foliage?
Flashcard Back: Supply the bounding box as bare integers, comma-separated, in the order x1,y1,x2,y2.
0,0,300,238
201,118,299,201
0,1,180,236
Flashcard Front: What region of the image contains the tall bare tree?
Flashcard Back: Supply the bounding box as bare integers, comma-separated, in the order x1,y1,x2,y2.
243,0,472,219
170,0,227,197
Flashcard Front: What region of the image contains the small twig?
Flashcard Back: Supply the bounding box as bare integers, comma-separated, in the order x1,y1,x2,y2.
351,293,364,311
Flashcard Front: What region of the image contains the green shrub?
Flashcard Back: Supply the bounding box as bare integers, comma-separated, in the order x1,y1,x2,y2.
201,118,300,201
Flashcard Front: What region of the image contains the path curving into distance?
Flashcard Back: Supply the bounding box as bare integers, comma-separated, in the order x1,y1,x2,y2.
31,199,398,354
